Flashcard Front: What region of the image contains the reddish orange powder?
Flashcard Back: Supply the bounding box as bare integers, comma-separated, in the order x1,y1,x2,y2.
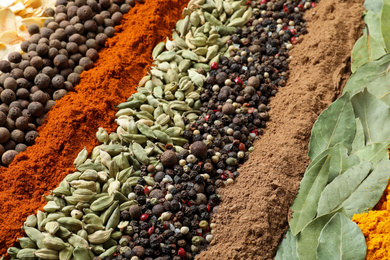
0,0,188,254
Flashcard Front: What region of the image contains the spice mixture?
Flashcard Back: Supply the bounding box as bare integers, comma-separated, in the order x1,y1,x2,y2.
0,0,187,254
198,0,364,258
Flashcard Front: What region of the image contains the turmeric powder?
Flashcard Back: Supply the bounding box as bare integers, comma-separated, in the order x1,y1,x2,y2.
353,185,390,260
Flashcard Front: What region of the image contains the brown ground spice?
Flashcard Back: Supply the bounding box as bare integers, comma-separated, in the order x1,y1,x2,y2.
0,0,188,254
197,0,364,258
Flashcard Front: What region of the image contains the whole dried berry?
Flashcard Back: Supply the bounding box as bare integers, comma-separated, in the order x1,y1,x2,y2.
34,74,51,89
28,102,44,117
0,61,11,73
25,130,38,145
190,141,207,158
1,89,16,105
8,52,22,63
160,150,177,168
77,6,93,21
0,127,10,143
53,54,69,69
129,205,141,219
2,150,18,166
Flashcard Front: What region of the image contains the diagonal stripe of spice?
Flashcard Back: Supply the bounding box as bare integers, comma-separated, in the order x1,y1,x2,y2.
0,0,188,254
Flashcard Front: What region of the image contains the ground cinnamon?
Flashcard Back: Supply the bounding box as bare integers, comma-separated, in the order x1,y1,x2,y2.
0,0,187,254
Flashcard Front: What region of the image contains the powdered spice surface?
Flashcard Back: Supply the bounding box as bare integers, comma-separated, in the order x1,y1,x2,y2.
0,0,188,254
198,0,364,259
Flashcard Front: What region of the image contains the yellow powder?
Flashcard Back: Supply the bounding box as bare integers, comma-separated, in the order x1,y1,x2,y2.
353,185,390,260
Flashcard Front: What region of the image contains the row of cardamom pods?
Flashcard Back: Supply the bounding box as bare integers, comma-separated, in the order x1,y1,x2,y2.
7,0,252,259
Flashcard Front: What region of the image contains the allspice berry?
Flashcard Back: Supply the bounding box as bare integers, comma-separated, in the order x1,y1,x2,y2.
0,127,10,143
160,150,177,168
25,130,38,145
15,116,29,130
222,103,235,115
2,150,18,166
0,60,11,73
129,205,141,219
1,89,16,104
190,141,207,158
8,52,22,63
77,6,93,21
248,76,260,88
4,77,17,91
11,129,24,143
28,102,44,117
34,74,51,89
53,54,69,69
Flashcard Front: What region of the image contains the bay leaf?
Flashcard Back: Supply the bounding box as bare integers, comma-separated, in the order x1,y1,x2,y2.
351,88,390,145
351,34,386,73
338,159,390,218
296,208,347,260
343,53,390,96
317,213,367,260
354,141,390,164
365,0,383,13
381,0,390,52
274,229,298,260
289,155,330,236
351,118,365,153
308,92,355,160
307,143,360,183
316,161,372,216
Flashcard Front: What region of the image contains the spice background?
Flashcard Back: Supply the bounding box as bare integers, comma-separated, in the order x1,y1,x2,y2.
197,0,364,258
0,0,188,254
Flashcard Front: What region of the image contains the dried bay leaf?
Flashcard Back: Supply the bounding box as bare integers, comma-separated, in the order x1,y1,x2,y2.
296,207,347,260
316,161,372,216
275,229,298,260
351,88,390,145
365,0,383,13
351,118,365,153
381,0,390,52
289,155,331,235
307,143,360,183
343,54,390,96
351,34,386,73
354,141,390,164
317,213,367,260
338,159,390,218
308,92,355,160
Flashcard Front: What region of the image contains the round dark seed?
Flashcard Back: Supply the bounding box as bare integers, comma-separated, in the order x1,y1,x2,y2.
34,74,51,89
104,18,115,27
53,54,69,69
4,77,17,91
11,129,24,144
77,6,93,21
44,100,56,113
0,112,6,126
2,150,18,166
8,52,22,63
104,26,115,37
47,21,59,31
15,116,29,130
67,73,80,85
0,127,10,143
44,7,55,17
25,130,38,145
96,33,108,46
28,102,44,117
111,12,123,24
36,43,49,56
99,0,111,8
15,143,27,153
42,66,56,78
53,89,67,100
0,60,11,73
66,42,78,54
84,20,97,32
1,89,16,104
79,57,93,70
40,27,54,38
86,48,98,61
120,3,131,14
21,41,30,52
31,90,48,104
16,88,29,99
30,56,44,70
67,5,78,18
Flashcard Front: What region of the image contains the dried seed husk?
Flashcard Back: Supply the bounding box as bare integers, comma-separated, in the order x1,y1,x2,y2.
17,237,37,249
121,183,133,197
65,172,82,182
116,100,142,110
45,221,59,236
90,195,114,212
156,50,176,62
136,123,156,139
99,246,117,258
100,200,119,225
73,246,91,260
79,169,98,181
132,143,149,165
164,81,179,93
153,130,173,144
128,152,141,170
23,227,44,243
242,7,252,21
68,234,89,249
17,248,36,259
122,133,148,144
190,11,200,26
165,127,184,137
42,237,66,251
57,217,83,233
116,167,133,184
85,224,104,234
181,50,199,62
24,214,37,228
169,101,193,111
144,176,155,186
56,226,72,240
204,11,222,25
91,244,105,254
113,190,128,204
189,36,207,47
106,206,120,230
116,108,134,118
98,144,127,156
126,177,140,187
52,186,71,197
107,180,121,196
179,59,192,72
69,180,96,192
152,42,166,60
77,162,103,173
73,147,88,168
180,15,191,37
88,229,114,244
43,201,61,213
119,200,139,212
59,244,73,260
